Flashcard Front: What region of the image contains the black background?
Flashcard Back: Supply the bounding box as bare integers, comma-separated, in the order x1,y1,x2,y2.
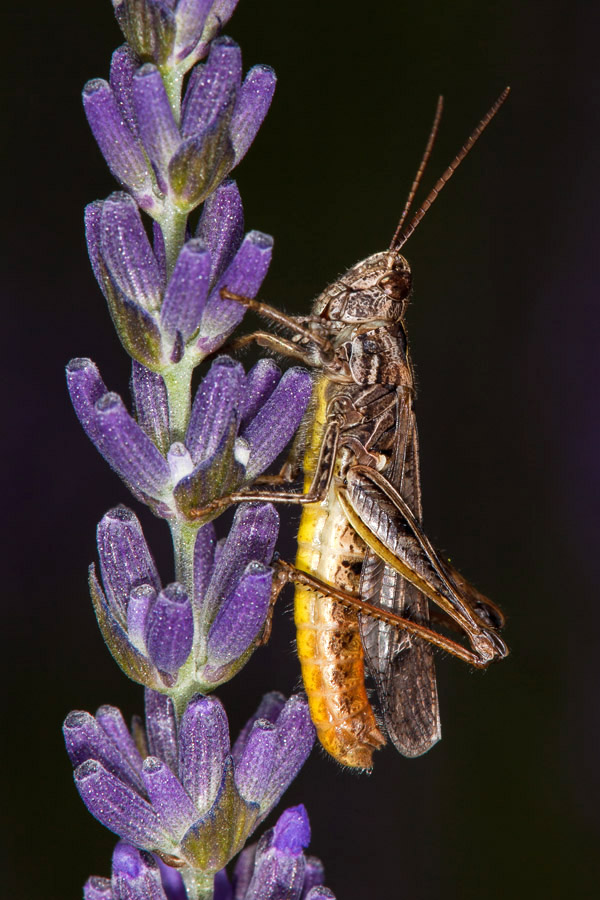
4,1,600,897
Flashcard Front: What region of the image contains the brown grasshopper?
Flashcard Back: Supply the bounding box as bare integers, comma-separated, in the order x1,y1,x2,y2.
194,89,510,768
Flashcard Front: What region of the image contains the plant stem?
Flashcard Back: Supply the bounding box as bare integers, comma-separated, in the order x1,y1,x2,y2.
181,868,214,900
160,203,189,277
163,355,196,442
171,519,198,595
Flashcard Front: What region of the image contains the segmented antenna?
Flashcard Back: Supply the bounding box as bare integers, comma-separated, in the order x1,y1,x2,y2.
389,95,444,250
391,86,510,252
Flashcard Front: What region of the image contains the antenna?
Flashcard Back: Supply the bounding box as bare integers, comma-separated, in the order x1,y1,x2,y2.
391,86,510,253
389,95,444,250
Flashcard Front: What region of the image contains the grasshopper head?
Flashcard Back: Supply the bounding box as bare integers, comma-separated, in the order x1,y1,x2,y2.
314,251,412,325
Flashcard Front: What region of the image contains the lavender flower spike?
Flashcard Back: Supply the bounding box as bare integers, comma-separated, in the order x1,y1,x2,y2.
70,2,326,897
64,692,315,877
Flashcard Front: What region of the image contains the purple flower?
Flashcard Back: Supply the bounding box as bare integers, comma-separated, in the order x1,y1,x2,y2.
89,503,279,690
84,36,275,215
84,842,171,900
226,805,336,900
84,183,273,367
85,804,334,900
65,692,316,874
67,355,312,522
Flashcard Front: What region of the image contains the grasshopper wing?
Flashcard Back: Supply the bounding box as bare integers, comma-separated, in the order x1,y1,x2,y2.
359,395,441,757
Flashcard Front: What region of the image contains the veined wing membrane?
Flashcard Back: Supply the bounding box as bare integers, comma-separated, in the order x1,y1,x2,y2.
338,464,508,664
359,395,441,758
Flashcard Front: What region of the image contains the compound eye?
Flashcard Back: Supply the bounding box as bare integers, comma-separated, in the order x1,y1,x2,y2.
378,266,412,301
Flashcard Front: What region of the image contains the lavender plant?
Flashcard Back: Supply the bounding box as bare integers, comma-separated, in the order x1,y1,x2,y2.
65,3,334,898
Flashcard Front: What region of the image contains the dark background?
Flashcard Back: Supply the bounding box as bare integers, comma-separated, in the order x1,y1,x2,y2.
4,1,600,897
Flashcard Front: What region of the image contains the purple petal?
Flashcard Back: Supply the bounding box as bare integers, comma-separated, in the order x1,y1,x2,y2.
93,392,171,499
66,358,108,446
111,842,168,900
145,583,194,674
131,361,171,457
63,711,144,793
304,890,336,900
141,757,197,837
144,690,179,773
214,868,233,900
272,806,310,854
178,695,230,814
258,696,315,816
230,65,277,165
203,503,279,625
83,79,153,206
133,64,181,192
155,857,187,900
174,0,213,62
181,37,242,138
206,562,272,668
186,356,244,464
244,820,306,900
240,359,282,429
109,44,140,138
199,230,273,348
99,193,163,312
74,760,169,850
301,859,326,900
232,692,287,765
96,705,145,776
97,506,161,620
82,219,164,368
232,842,257,899
195,179,244,283
84,202,106,292
127,584,157,653
242,367,312,481
193,521,217,611
83,877,112,900
160,239,212,340
233,720,277,805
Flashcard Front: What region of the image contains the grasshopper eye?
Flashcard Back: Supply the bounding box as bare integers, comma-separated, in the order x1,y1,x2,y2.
378,266,412,301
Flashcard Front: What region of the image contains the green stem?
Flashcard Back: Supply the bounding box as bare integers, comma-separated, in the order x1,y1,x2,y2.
171,519,198,594
160,203,189,277
163,356,196,442
181,869,214,900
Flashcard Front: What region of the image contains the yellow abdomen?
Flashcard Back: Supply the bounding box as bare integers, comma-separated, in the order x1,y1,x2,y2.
294,378,385,768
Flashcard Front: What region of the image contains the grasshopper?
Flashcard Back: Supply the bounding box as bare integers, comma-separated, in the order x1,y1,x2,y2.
194,89,510,768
